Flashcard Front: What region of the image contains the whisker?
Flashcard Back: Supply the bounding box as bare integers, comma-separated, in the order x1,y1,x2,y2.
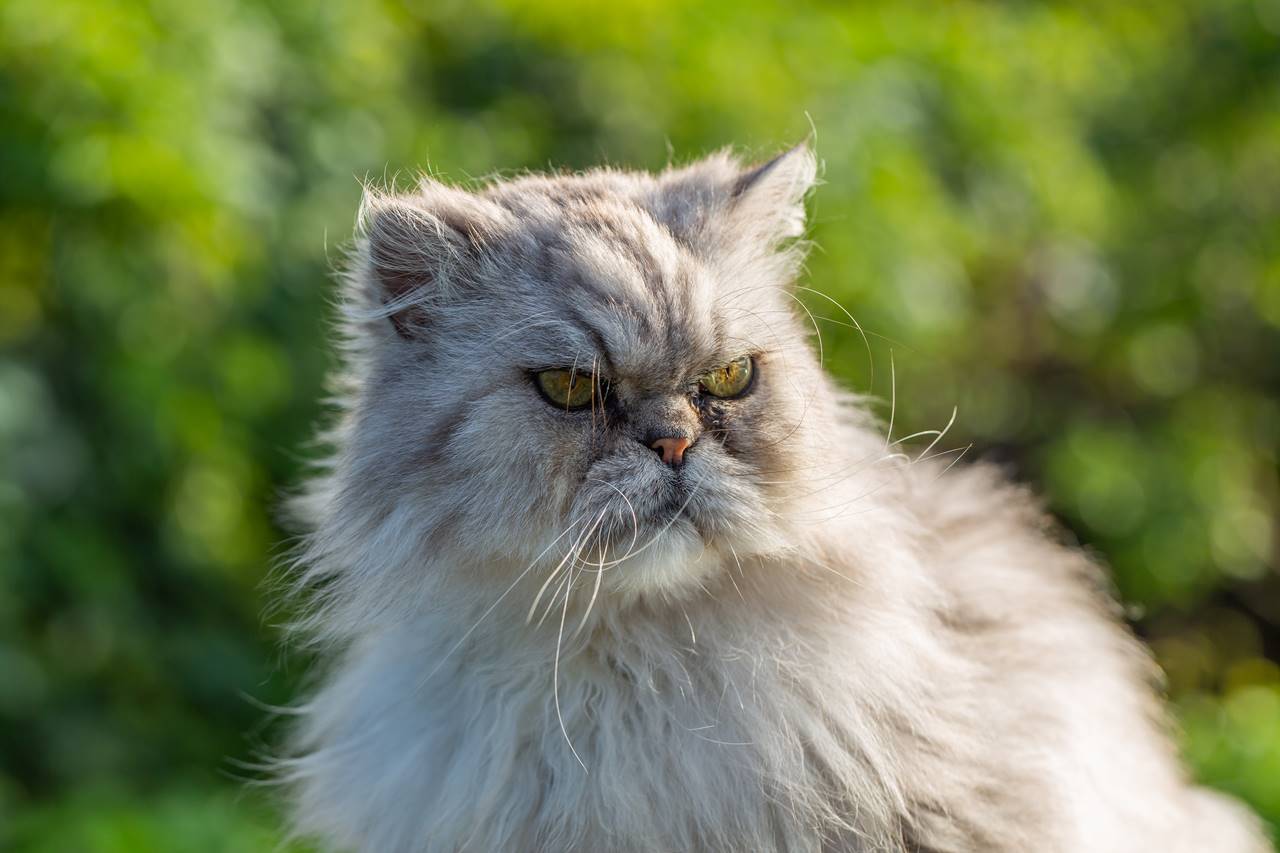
781,289,824,369
423,517,586,684
725,543,748,602
594,469,713,568
720,306,911,348
918,406,957,461
568,534,609,642
534,572,573,630
794,285,875,393
929,443,973,479
752,448,909,488
553,564,588,772
886,349,896,448
587,478,641,563
793,478,895,525
529,510,606,625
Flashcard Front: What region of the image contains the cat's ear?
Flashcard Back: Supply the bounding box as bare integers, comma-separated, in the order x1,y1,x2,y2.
355,180,505,339
728,143,817,242
654,143,817,252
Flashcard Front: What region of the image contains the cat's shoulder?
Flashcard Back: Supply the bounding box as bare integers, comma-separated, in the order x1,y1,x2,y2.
902,457,1118,626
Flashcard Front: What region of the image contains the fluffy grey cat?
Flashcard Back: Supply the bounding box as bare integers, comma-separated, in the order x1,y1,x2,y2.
278,145,1268,852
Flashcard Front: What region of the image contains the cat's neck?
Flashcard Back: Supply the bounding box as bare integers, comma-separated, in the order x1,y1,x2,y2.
410,509,932,694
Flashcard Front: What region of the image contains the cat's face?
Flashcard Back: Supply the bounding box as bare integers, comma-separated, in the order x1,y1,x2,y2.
339,147,828,600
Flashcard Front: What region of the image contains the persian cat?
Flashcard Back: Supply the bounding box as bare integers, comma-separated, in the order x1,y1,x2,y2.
278,145,1267,852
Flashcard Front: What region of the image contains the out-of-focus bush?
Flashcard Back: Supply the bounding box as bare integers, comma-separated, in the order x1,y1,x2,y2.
1,0,1277,846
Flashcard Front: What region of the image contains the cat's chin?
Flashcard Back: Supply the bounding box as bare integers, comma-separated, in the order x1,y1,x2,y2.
602,517,723,601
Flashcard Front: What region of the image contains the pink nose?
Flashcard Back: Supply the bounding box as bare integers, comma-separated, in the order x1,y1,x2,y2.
650,436,692,467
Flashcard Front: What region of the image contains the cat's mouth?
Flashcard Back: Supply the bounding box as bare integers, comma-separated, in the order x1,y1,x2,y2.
648,504,699,537
571,450,746,563
594,480,709,551
566,455,778,595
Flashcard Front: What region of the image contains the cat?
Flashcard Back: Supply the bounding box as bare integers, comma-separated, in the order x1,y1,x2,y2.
276,144,1269,852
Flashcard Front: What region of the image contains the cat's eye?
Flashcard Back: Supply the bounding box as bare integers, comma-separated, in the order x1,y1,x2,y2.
534,368,600,410
699,356,754,398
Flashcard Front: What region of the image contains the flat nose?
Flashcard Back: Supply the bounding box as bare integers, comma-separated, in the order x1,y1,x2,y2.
649,436,692,467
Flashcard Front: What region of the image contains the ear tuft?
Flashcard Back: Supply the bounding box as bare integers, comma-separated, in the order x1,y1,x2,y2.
731,143,817,241
356,182,503,339
652,143,818,252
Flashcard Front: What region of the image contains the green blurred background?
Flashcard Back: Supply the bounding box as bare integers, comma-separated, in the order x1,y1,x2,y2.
2,0,1278,848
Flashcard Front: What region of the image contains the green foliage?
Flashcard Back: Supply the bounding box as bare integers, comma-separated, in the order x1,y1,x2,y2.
7,784,301,853
2,0,1277,846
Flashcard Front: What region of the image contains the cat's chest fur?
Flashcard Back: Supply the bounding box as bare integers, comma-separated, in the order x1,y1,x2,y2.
287,497,1266,853
294,562,1024,853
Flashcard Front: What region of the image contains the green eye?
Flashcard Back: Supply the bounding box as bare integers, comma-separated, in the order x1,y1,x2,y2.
535,368,599,410
699,355,754,398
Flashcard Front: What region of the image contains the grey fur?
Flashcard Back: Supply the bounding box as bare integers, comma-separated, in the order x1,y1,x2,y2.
278,146,1268,852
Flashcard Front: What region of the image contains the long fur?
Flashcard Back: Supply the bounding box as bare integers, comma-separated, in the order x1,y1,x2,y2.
276,146,1268,852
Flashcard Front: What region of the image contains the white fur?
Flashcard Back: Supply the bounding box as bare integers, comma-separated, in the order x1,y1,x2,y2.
276,147,1268,852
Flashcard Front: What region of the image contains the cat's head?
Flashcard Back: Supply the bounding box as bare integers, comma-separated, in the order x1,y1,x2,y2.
331,146,837,602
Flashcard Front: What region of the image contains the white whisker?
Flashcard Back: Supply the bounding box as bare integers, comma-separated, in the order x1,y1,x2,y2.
553,559,587,772
918,406,957,461
528,510,606,625
423,518,585,684
886,350,896,448
795,285,875,393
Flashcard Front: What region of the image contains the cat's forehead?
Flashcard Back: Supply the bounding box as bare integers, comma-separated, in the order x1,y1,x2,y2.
502,205,763,381
466,171,790,380
514,281,775,390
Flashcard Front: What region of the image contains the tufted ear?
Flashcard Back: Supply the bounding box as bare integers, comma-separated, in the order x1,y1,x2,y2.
652,143,817,252
729,143,817,242
356,180,506,339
